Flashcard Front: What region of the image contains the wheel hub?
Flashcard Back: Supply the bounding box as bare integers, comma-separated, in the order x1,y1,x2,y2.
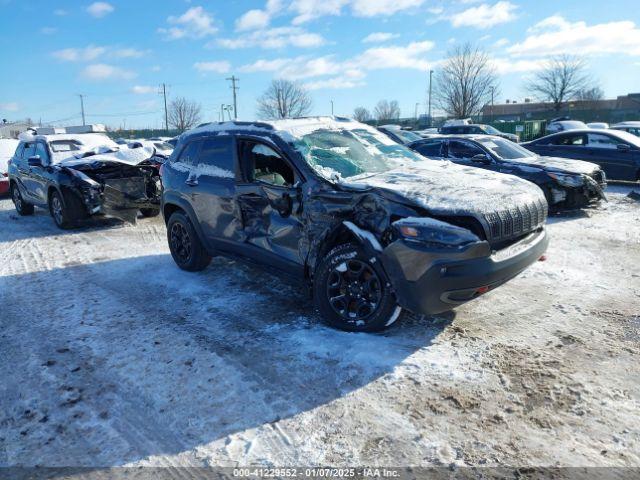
326,259,382,324
170,223,192,263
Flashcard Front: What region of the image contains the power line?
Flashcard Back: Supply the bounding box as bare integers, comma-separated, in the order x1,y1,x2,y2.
226,75,239,120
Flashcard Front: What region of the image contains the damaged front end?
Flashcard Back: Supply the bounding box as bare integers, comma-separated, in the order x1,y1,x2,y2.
61,160,161,223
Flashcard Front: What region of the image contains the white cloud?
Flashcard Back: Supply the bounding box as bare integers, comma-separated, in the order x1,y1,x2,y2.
159,6,218,40
236,0,282,31
81,64,136,81
493,38,509,48
0,102,19,112
290,0,423,24
52,45,107,62
240,40,435,89
54,9,68,16
450,1,517,29
509,17,640,57
40,27,58,35
86,2,114,18
362,32,399,43
193,61,231,73
112,48,148,59
131,85,156,94
491,58,545,74
216,26,325,49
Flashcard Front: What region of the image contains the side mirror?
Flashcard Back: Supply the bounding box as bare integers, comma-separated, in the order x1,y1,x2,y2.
28,155,43,167
471,153,491,164
617,143,631,152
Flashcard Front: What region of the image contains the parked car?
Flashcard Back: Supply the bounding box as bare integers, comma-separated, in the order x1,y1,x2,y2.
415,128,439,137
377,125,423,145
545,118,588,134
409,135,606,210
439,124,519,142
127,139,174,157
610,121,640,137
0,138,19,195
522,129,640,181
161,117,548,332
8,125,163,228
587,122,609,129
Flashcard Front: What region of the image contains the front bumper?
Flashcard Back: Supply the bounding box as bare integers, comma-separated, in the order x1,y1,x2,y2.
382,228,548,315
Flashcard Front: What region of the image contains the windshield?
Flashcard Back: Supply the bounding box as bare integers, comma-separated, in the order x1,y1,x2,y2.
481,125,503,135
477,137,535,160
393,129,422,144
294,128,424,180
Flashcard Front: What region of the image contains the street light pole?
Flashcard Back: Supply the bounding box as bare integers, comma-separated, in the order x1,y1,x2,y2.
414,102,419,120
331,100,334,116
428,70,433,127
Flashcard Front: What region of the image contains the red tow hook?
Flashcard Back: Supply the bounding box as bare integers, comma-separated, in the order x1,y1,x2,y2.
538,254,547,262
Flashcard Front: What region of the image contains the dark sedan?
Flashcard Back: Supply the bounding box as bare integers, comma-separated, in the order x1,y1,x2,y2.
409,135,606,210
522,129,640,181
440,124,519,142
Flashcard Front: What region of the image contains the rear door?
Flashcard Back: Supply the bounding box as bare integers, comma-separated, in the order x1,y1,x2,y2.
412,139,446,159
585,132,636,180
188,135,244,245
234,139,305,273
544,133,589,162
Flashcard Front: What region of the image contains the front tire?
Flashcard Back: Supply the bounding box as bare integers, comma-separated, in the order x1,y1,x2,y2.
167,211,211,271
140,207,160,218
49,190,86,229
11,183,34,216
313,243,402,332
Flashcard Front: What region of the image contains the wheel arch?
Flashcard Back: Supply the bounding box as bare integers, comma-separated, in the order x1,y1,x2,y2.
162,193,212,254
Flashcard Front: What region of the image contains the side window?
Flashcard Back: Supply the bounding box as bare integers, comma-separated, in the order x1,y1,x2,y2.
552,134,585,146
448,140,484,159
175,140,201,166
22,142,37,159
587,133,622,149
414,140,444,157
471,126,484,134
198,136,234,176
239,140,294,187
35,143,50,164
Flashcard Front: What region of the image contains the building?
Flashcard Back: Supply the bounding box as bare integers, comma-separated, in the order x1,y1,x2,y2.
0,121,32,139
481,93,640,123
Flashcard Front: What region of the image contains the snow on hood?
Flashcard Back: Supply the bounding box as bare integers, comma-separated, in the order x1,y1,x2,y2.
0,138,19,173
346,161,545,216
58,145,155,167
507,156,599,175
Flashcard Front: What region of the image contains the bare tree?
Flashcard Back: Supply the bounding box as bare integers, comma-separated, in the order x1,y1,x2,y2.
576,86,604,102
527,55,593,112
374,100,400,120
168,97,202,132
257,79,312,119
352,107,371,122
434,42,499,118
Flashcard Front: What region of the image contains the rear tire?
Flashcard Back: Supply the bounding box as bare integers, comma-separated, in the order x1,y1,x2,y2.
49,190,84,229
167,211,211,271
140,207,161,218
313,243,402,332
11,183,34,216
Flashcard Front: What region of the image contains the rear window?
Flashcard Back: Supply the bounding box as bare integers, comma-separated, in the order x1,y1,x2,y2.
175,140,201,166
198,137,234,172
49,140,81,153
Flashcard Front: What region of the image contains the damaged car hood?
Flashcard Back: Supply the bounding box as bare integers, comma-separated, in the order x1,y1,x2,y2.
345,161,545,216
56,146,155,169
504,155,599,175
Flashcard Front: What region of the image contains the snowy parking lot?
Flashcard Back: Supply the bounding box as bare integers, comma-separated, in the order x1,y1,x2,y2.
1,186,639,468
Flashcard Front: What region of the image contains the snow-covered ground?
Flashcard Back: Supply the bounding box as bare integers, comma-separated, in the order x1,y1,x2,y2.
0,186,639,468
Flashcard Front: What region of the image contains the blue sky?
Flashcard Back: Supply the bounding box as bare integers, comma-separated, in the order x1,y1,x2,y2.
1,0,639,128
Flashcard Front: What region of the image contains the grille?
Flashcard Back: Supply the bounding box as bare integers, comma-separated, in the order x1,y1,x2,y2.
483,197,547,244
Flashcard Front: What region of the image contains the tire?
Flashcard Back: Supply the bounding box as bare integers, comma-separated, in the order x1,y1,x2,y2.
49,190,84,229
11,183,34,216
167,211,211,271
140,207,161,218
313,243,403,332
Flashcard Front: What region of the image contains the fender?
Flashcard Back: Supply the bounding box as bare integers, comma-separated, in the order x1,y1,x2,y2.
161,191,216,255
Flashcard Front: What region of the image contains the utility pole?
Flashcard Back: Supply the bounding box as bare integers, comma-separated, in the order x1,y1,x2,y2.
414,102,419,120
427,70,433,127
78,94,86,126
226,75,239,119
159,83,169,133
331,100,334,116
489,86,495,123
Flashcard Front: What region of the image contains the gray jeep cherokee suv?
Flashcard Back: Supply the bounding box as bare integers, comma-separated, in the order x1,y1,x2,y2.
161,117,549,332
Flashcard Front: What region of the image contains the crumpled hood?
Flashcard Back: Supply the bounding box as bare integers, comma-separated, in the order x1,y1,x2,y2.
346,161,546,216
57,145,155,168
506,155,599,175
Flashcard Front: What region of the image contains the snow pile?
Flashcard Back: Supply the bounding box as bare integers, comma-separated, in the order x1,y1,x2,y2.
170,161,234,179
0,138,19,173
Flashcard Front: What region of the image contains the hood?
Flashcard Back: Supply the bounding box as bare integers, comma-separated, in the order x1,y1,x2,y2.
506,155,599,175
345,161,545,217
57,145,155,168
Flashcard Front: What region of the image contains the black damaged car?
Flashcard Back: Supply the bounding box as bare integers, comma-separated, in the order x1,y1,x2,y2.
162,117,549,332
409,135,607,210
8,126,163,228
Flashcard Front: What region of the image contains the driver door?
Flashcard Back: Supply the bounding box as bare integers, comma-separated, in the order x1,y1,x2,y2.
447,140,495,171
235,139,305,273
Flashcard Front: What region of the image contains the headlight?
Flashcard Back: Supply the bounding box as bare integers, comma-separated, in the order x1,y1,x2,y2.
548,172,584,187
393,217,480,248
